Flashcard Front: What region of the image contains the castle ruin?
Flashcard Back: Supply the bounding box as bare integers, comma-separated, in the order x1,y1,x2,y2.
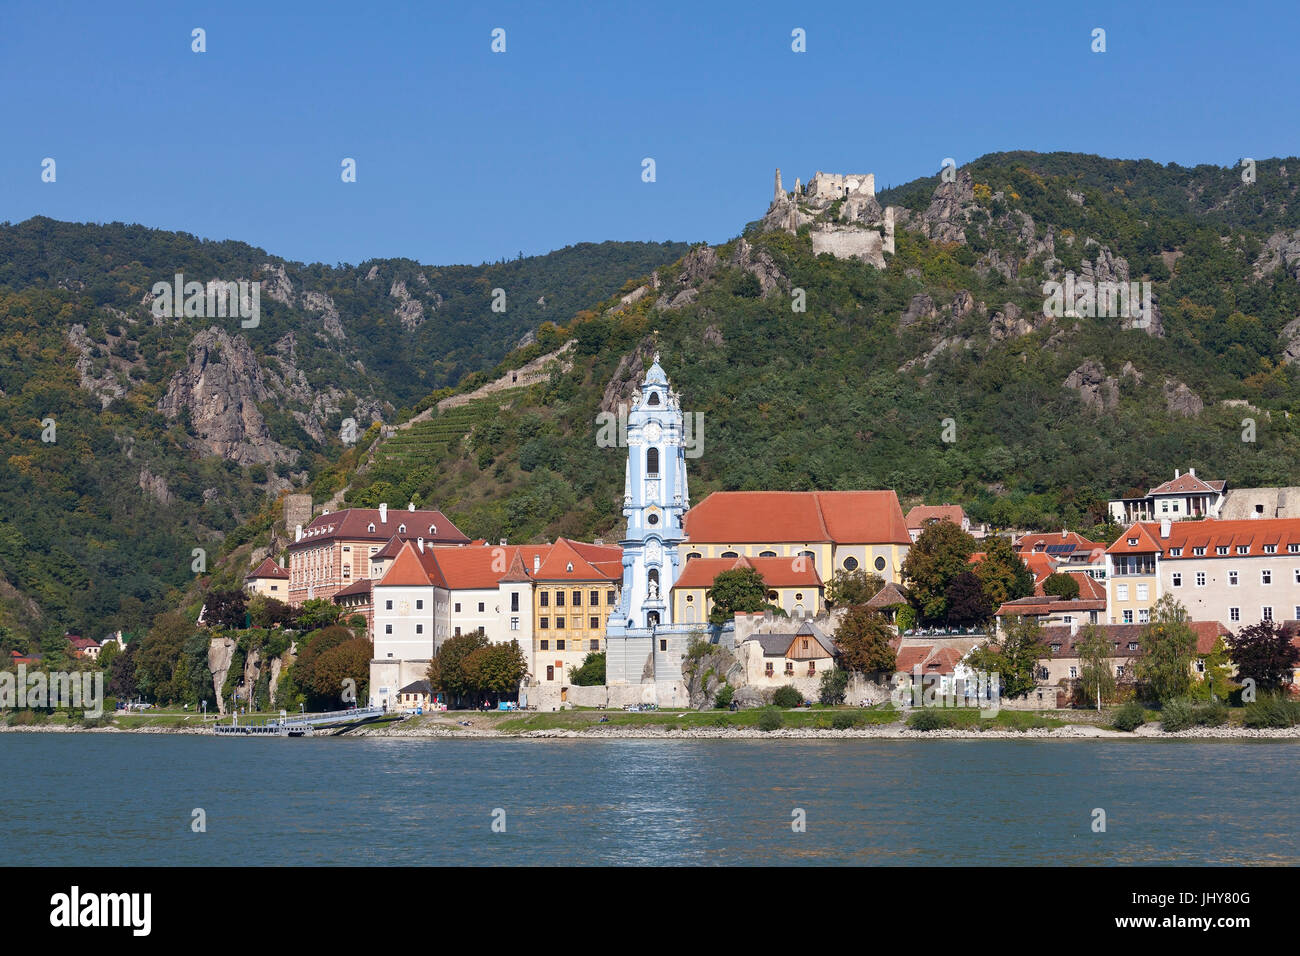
765,167,895,268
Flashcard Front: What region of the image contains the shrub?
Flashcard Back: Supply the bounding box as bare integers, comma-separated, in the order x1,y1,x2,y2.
1159,699,1196,733
772,685,803,708
831,711,861,730
1112,700,1146,732
1199,700,1230,727
818,667,849,706
1244,694,1300,729
757,707,783,732
908,708,953,731
714,684,734,709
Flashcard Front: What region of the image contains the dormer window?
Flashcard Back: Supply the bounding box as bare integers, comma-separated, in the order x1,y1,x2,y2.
566,562,574,572
428,524,437,535
1193,547,1206,556
398,524,406,533
368,523,375,533
1170,547,1182,556
1127,538,1137,546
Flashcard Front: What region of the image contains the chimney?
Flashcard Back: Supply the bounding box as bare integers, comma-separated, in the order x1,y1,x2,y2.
1160,518,1171,538
594,538,603,546
1069,619,1079,637
322,508,329,515
499,538,507,546
533,555,540,573
278,556,285,568
1174,469,1180,478
408,502,415,511
379,503,388,524
1188,467,1195,477
418,538,424,553
1061,529,1067,539
295,524,303,542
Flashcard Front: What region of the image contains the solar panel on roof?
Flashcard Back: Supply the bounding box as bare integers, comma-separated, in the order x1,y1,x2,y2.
1045,544,1075,554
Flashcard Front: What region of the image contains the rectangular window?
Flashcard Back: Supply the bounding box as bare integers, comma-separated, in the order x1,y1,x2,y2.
1230,607,1240,622
540,617,549,629
1229,571,1239,586
416,599,423,610
590,590,600,605
589,616,599,629
1216,545,1228,555
1170,547,1182,556
540,639,548,651
572,591,581,607
1137,584,1149,600
1069,666,1078,679
1290,544,1300,554
1262,570,1273,585
765,662,774,676
454,627,461,636
510,617,519,631
1138,609,1150,624
1122,610,1133,624
556,617,565,629
385,600,393,610
1171,572,1182,587
1193,547,1206,556
1196,572,1206,587
454,602,461,613
1117,584,1129,601
590,640,599,651
415,624,423,634
540,592,549,607
607,590,616,604
659,639,667,652
385,624,392,634
556,640,566,651
556,592,566,607
1263,606,1274,622
511,593,519,612
1265,545,1277,554
478,602,485,613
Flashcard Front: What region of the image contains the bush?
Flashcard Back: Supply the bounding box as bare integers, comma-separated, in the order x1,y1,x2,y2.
714,683,734,709
831,710,861,730
1199,700,1230,727
757,707,783,732
1112,700,1147,732
772,685,803,708
1243,694,1300,729
908,708,953,731
818,667,849,705
1159,699,1196,733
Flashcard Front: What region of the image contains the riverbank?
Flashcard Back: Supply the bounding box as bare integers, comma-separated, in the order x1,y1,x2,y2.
6,708,1300,740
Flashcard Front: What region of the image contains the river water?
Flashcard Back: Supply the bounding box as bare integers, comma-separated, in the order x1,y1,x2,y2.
1,735,1295,865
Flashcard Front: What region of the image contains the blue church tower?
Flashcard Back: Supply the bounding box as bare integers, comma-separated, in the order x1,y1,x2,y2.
605,354,694,694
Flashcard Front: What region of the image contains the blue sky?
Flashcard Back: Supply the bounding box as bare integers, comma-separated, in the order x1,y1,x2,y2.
1,0,1296,267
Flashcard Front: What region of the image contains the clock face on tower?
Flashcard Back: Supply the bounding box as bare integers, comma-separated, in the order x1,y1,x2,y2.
644,421,662,443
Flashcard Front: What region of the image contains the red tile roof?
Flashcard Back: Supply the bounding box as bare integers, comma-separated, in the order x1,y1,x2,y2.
289,506,469,551
1039,621,1229,656
1016,530,1103,553
673,555,823,590
1148,473,1223,496
377,542,435,587
684,491,910,545
371,535,407,560
895,645,934,671
332,578,374,599
996,596,1106,617
905,505,966,530
246,557,289,580
376,540,622,592
533,538,623,584
1109,518,1300,558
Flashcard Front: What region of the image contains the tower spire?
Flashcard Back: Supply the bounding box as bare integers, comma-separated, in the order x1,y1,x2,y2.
774,168,783,203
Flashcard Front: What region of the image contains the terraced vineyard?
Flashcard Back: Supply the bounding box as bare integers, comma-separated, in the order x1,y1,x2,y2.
377,390,526,465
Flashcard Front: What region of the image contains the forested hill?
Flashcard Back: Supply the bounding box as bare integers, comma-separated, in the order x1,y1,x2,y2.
0,218,690,644
263,151,1300,580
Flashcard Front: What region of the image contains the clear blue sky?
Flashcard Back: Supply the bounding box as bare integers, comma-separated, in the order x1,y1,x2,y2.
2,0,1295,267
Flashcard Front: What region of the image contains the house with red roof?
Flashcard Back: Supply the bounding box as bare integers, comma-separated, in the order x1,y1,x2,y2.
1106,516,1300,629
904,504,978,542
285,501,470,606
1108,468,1226,525
671,554,824,624
368,538,622,707
244,556,290,600
681,490,911,585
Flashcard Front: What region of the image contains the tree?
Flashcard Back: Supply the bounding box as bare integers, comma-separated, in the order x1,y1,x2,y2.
707,567,773,625
833,606,896,674
305,638,372,707
106,640,138,701
1227,621,1300,694
427,631,490,707
1075,624,1116,710
826,569,884,608
943,570,993,627
973,535,1034,608
203,590,246,630
133,612,195,703
1042,573,1080,600
819,667,848,705
463,640,528,701
1200,636,1237,701
1136,595,1196,703
296,598,342,632
569,651,606,686
249,594,296,629
966,616,1043,699
900,521,978,625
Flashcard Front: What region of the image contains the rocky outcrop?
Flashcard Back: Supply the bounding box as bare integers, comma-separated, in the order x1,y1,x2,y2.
158,328,296,466
899,293,939,331
917,168,977,244
1064,360,1120,411
729,238,785,296
989,302,1033,342
601,340,658,413
389,281,424,332
208,636,236,715
1280,317,1300,364
67,324,127,409
260,263,294,306
303,291,345,340
1163,379,1203,417
1255,229,1300,281
138,467,174,505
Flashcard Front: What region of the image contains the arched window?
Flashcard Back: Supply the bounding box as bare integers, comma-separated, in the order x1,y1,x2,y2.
646,447,659,476
721,550,739,559
686,552,702,562
428,524,437,535
647,391,661,406
398,524,406,534
367,523,375,533
759,550,777,557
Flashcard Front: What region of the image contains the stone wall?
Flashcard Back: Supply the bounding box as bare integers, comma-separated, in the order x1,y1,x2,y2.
810,225,886,268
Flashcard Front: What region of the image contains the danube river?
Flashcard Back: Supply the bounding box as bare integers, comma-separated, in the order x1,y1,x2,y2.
1,735,1295,865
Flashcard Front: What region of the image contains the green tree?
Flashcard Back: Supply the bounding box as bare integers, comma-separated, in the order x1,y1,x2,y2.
825,569,884,608
1075,624,1116,710
707,567,773,625
973,535,1034,608
818,667,849,705
569,651,606,686
966,616,1043,699
463,640,528,702
296,598,342,632
943,570,993,627
900,521,978,625
833,606,896,674
305,638,372,707
426,631,490,707
1200,636,1237,700
1136,595,1197,704
1042,573,1080,600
